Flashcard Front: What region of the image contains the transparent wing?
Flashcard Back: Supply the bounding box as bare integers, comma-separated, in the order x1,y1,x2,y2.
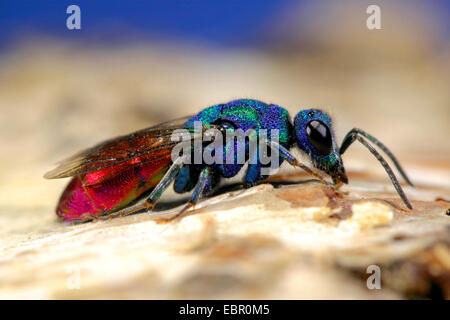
44,115,203,179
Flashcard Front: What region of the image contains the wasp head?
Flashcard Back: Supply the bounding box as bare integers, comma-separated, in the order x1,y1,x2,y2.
293,109,348,185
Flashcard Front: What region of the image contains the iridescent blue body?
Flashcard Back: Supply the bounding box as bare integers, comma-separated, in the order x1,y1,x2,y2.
174,99,293,194
164,98,411,214
46,98,413,222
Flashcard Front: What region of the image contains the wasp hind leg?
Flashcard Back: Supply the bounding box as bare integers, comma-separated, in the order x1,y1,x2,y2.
82,155,189,222
157,166,215,222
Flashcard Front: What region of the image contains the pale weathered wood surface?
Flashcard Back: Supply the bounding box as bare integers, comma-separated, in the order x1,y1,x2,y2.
0,174,449,299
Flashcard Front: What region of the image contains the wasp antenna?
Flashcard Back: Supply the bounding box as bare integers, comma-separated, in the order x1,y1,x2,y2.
344,134,413,210
340,128,414,187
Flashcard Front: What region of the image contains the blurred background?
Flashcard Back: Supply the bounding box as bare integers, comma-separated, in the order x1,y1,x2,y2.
0,0,449,299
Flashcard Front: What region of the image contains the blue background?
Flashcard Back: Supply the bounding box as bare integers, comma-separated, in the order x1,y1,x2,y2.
0,0,448,50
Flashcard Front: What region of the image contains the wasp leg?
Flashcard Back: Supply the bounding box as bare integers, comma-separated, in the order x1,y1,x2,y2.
242,130,328,187
339,133,413,210
340,128,413,186
243,128,262,187
159,166,214,221
268,140,329,185
83,155,190,221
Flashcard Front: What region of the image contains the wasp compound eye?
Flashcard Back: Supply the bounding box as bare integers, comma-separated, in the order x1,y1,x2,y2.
306,120,332,155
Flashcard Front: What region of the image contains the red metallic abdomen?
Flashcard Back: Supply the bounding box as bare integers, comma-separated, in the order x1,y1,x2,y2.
56,156,171,221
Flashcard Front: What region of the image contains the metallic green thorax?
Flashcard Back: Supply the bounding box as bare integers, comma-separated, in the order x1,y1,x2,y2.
179,99,293,187
184,99,292,147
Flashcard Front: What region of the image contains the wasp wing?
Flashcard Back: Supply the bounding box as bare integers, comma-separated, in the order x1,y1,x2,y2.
44,115,207,179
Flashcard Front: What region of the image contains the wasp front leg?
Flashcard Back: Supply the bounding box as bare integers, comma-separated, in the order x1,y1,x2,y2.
339,129,413,210
268,140,330,186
